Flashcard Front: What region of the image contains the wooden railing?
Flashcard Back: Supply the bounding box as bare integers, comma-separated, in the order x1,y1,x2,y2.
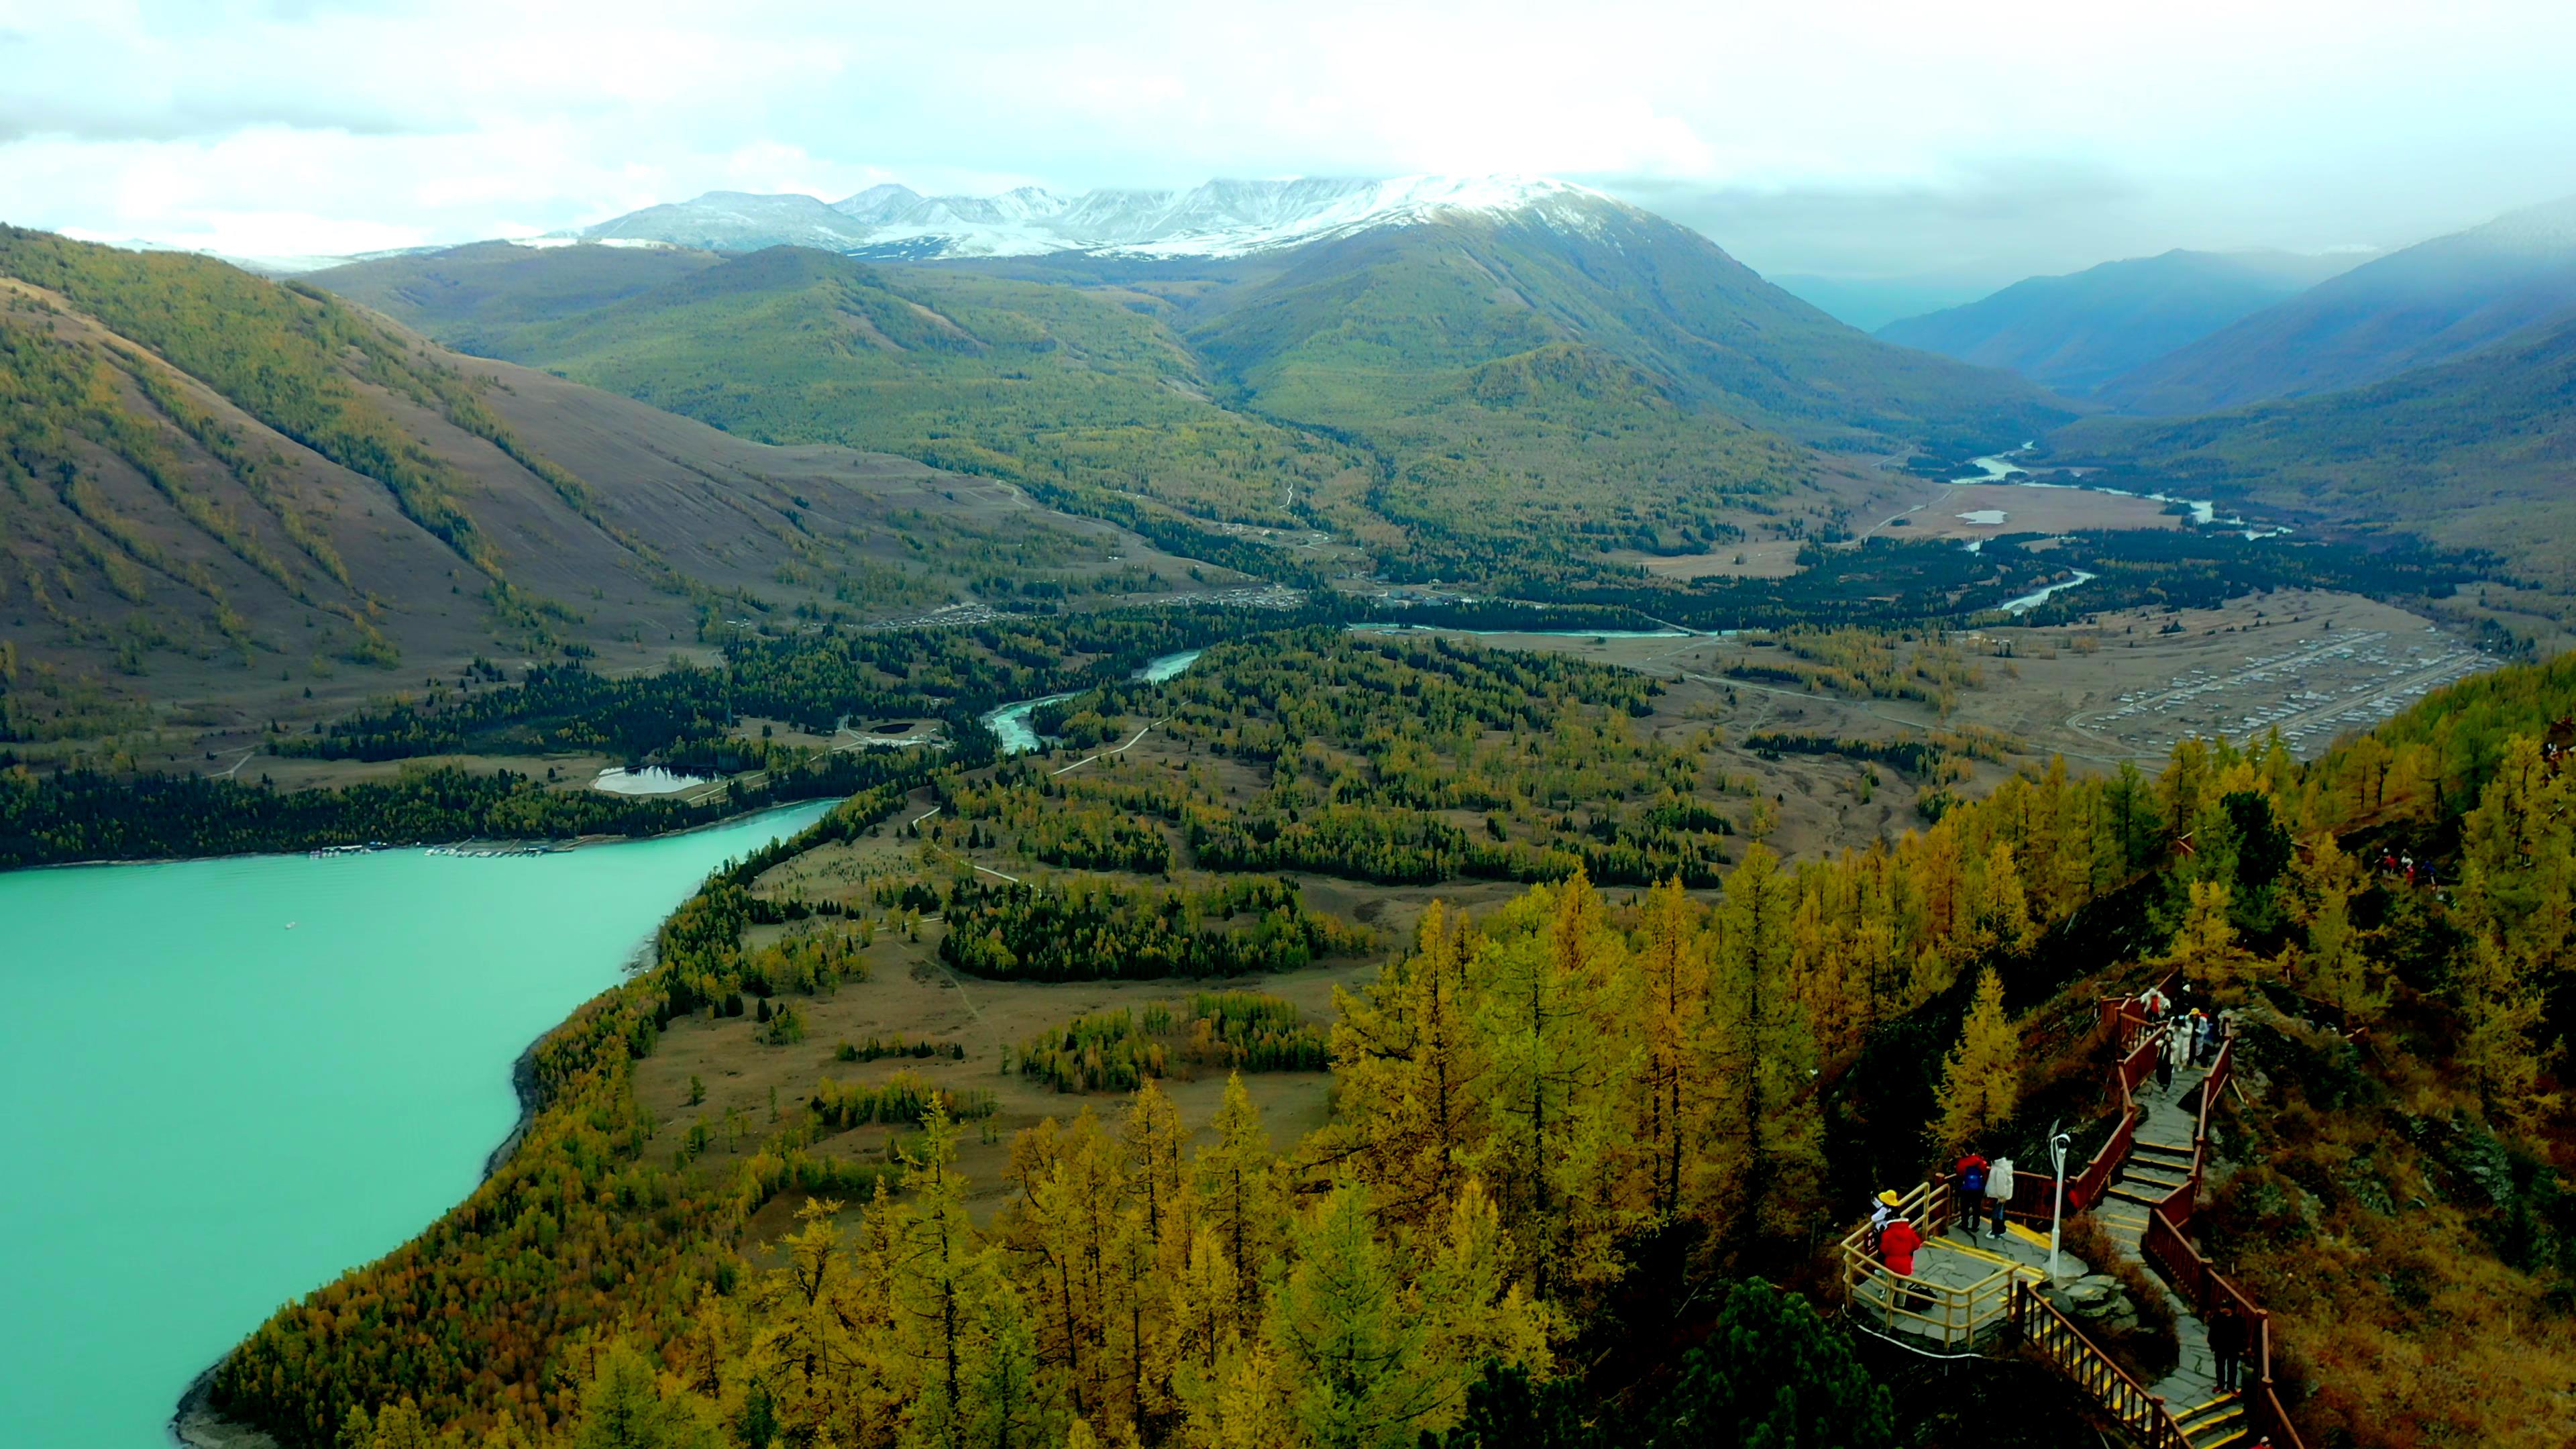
2011,1279,2191,1448
1868,984,2308,1447
1834,1179,2021,1354
2125,1033,2305,1449
2100,998,2307,1449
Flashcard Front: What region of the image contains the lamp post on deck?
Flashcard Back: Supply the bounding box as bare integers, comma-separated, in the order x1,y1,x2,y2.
2047,1125,2072,1283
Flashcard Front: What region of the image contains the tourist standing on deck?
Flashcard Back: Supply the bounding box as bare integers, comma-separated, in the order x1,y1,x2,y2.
1952,1150,1989,1238
1878,1210,1927,1318
1985,1154,2015,1238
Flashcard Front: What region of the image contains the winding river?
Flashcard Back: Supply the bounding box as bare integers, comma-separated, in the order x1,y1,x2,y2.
0,802,833,1449
977,649,1210,755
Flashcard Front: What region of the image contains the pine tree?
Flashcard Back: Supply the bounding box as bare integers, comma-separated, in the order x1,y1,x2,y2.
1124,1080,1190,1267
1322,901,1486,1229
1475,873,1623,1301
360,1402,433,1449
1711,845,1822,1248
2168,879,2254,986
1931,967,2019,1150
963,1283,1060,1449
1006,1108,1132,1426
1269,1180,1442,1449
1193,1074,1283,1334
1650,1281,1893,1447
2286,833,2383,1019
1633,880,1711,1223
891,1104,1004,1449
567,1341,723,1449
1413,1178,1550,1398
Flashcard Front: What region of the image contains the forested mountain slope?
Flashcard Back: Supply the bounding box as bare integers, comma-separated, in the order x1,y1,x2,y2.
1876,248,2350,394
317,196,2060,586
0,229,1177,744
2053,311,2576,584
2096,194,2576,414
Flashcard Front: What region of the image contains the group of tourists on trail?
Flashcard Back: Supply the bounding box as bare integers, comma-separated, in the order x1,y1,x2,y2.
2135,981,2233,1094
1865,1146,2020,1320
2375,848,2438,890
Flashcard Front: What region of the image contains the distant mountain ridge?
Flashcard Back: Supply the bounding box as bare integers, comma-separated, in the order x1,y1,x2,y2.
2056,307,2576,584
1877,248,2355,395
580,174,1628,260
2096,194,2576,414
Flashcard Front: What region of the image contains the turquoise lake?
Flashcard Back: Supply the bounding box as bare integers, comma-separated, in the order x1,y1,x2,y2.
0,801,833,1448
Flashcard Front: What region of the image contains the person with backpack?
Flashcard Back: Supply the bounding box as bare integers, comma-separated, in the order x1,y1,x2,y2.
1984,1155,2015,1238
1951,1150,1990,1237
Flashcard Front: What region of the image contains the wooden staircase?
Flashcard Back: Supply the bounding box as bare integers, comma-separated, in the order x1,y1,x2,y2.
1937,992,2305,1449
1839,984,2306,1446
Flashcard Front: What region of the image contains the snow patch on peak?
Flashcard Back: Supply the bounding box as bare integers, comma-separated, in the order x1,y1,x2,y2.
592,173,1629,261
830,183,922,221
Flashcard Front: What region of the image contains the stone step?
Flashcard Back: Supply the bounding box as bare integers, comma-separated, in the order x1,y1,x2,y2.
2120,1161,2194,1185
2133,1138,2198,1159
2188,1410,2249,1449
2173,1393,2242,1428
2106,1183,2183,1208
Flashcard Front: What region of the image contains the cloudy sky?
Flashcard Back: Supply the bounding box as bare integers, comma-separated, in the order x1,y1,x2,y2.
7,0,2575,312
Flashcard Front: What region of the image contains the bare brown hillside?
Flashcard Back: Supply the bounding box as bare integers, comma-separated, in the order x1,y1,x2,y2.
0,244,1222,756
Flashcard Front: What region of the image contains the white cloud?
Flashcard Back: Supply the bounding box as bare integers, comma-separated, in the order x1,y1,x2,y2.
3,0,2574,278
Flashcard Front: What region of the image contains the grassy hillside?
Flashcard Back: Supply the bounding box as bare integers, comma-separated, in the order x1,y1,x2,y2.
323,244,1362,535
1193,203,2065,451
315,238,724,354
2096,195,2576,415
2053,312,2576,585
1876,248,2349,394
0,230,1193,751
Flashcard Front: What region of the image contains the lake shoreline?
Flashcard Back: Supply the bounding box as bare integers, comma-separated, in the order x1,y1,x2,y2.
170,1366,276,1449
86,803,835,1449
168,999,559,1449
9,787,851,877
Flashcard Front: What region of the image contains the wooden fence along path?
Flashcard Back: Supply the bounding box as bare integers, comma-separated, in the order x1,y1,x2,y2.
1839,983,2304,1449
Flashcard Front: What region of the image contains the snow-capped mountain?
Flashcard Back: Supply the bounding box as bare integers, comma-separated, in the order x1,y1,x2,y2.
578,174,1625,260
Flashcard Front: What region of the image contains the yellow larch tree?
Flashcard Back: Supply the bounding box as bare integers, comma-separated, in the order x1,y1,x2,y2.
1318,900,1486,1230
1931,967,2020,1151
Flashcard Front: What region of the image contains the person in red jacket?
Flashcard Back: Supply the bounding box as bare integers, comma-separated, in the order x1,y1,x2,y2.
1952,1151,1990,1237
1878,1208,1927,1320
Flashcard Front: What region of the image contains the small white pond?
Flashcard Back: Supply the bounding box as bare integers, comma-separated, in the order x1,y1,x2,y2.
592,766,715,796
